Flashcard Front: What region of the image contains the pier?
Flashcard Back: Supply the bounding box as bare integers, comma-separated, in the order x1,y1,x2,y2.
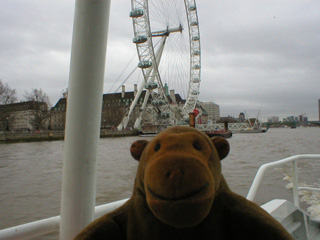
0,129,138,143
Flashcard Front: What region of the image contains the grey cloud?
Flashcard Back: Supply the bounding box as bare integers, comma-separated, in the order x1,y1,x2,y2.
0,0,319,119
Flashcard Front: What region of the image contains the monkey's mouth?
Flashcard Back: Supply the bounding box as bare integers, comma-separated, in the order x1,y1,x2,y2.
147,182,209,201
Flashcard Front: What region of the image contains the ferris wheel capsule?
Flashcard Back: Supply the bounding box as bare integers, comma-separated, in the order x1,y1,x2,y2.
145,82,158,90
151,99,166,106
138,60,152,68
130,9,144,18
192,77,200,83
188,5,197,11
192,50,200,56
193,64,201,69
192,36,200,41
190,21,198,26
160,112,170,119
133,35,148,44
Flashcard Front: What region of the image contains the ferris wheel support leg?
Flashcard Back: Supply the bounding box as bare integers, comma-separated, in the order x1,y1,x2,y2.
134,90,151,129
134,116,142,129
141,90,150,112
117,116,129,131
117,81,145,130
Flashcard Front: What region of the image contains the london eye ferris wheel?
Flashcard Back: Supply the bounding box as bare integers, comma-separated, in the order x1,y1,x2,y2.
118,0,201,130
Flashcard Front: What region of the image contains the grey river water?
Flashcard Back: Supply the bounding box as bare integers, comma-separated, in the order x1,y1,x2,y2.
0,128,320,237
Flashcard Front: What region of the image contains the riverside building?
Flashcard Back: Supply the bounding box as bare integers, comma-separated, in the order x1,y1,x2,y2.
199,102,220,123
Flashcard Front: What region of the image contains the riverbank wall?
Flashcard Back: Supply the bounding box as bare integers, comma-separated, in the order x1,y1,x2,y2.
0,129,139,143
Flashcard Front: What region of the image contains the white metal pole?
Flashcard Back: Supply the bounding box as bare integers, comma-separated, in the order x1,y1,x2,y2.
292,160,300,207
59,1,111,239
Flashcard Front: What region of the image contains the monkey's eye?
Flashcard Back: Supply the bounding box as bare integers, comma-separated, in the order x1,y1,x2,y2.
154,143,161,152
193,141,201,151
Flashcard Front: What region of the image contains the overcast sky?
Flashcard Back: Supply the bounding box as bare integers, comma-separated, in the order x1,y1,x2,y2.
1,0,319,121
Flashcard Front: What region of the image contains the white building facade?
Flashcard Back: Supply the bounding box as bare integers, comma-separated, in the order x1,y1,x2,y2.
199,102,220,123
0,101,48,132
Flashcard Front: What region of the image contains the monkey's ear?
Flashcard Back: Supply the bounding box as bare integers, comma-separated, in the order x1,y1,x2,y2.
130,140,149,161
211,137,230,160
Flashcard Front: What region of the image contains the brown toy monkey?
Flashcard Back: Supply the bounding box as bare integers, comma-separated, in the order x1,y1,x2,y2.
75,126,293,240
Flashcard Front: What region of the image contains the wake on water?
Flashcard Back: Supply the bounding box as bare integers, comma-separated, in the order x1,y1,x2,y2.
278,166,320,221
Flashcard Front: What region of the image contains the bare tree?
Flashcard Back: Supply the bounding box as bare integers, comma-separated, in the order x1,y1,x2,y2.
24,88,50,105
101,105,126,129
0,80,17,131
0,79,17,105
0,110,12,131
24,88,51,130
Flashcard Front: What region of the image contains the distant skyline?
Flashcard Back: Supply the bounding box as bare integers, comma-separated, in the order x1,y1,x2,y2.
220,110,318,123
1,0,319,120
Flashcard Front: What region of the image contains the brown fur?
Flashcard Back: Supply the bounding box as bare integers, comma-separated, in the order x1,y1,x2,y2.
75,126,293,240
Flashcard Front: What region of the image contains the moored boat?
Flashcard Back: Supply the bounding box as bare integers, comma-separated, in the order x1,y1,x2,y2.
240,127,268,133
205,129,232,138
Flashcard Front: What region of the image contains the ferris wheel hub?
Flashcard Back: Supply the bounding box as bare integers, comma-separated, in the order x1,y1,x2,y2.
152,24,184,37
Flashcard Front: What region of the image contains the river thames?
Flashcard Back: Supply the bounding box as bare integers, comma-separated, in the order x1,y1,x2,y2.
0,127,319,238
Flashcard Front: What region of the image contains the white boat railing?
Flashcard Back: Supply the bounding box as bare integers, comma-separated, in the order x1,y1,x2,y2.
247,154,320,208
0,199,128,240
